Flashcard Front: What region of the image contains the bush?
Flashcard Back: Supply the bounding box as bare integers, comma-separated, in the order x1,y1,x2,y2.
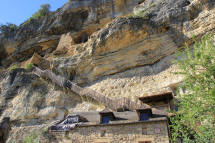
170,34,215,143
24,4,51,25
32,4,50,19
0,23,17,35
26,63,34,71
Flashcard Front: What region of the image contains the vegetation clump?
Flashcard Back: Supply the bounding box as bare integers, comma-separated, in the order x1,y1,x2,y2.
25,63,34,71
24,4,51,25
9,64,19,72
0,23,17,36
171,34,215,143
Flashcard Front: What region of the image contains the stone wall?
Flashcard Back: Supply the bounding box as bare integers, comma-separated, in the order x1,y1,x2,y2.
54,120,170,143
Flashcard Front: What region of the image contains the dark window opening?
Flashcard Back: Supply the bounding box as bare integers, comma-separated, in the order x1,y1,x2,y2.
136,108,152,121
100,109,115,124
101,116,110,124
140,113,149,121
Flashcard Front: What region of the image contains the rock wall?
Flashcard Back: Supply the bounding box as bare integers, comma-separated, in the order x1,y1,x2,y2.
0,69,104,126
52,0,215,85
0,0,141,67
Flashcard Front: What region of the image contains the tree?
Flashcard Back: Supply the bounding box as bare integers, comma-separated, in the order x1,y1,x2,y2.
23,4,51,25
0,23,17,35
31,4,51,19
170,34,215,143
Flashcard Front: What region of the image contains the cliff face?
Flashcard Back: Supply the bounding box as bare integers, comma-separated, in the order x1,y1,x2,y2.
0,0,140,67
53,0,215,85
0,0,214,142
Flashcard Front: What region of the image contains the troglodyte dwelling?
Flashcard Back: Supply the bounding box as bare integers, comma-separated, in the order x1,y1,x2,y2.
50,91,174,143
1,0,213,142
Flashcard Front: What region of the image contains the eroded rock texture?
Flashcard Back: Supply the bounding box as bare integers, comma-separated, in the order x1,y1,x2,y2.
0,0,141,67
0,0,214,142
53,0,215,85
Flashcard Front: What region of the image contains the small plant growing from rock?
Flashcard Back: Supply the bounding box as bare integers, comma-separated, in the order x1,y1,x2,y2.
9,64,19,72
26,63,34,71
23,4,51,25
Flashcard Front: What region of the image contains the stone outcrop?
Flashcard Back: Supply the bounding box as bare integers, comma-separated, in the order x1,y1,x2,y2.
0,0,141,67
0,117,11,143
0,69,104,127
52,0,214,85
26,53,50,70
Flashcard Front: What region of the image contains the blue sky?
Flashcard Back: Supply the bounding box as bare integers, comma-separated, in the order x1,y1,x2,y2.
0,0,68,25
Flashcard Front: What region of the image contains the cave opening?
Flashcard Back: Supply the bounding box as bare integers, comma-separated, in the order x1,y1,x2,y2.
73,32,89,44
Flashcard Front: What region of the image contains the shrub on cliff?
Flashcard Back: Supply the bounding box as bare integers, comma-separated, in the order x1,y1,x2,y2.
171,34,215,143
24,4,51,24
26,63,34,71
0,23,17,36
32,4,50,19
9,64,19,72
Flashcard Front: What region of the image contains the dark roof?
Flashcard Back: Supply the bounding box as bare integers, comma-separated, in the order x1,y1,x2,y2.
67,109,168,124
99,108,113,114
99,108,116,119
139,92,173,103
50,109,170,132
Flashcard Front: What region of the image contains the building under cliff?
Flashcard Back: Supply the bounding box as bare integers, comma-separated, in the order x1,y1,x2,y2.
0,0,214,142
49,91,174,143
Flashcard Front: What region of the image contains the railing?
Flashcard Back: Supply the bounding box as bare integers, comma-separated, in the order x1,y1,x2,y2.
33,67,149,111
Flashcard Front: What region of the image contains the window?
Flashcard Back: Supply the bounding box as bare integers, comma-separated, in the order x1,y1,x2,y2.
140,113,149,121
136,108,152,121
101,116,110,124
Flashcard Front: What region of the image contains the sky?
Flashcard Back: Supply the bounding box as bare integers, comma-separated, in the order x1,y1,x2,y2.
0,0,68,26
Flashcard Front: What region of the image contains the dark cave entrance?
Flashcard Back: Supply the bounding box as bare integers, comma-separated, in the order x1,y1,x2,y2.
73,32,89,44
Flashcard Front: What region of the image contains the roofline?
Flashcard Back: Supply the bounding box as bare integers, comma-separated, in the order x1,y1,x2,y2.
139,91,173,100
51,117,168,131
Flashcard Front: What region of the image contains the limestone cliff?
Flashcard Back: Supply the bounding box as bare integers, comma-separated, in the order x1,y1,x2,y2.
0,0,214,142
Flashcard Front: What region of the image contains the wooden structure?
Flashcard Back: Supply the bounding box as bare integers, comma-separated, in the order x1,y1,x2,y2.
139,91,173,111
33,67,149,111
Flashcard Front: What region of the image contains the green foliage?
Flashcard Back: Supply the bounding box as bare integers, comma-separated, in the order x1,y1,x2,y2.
0,23,17,35
9,64,19,72
26,63,34,71
24,4,50,25
170,34,215,143
23,132,38,143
